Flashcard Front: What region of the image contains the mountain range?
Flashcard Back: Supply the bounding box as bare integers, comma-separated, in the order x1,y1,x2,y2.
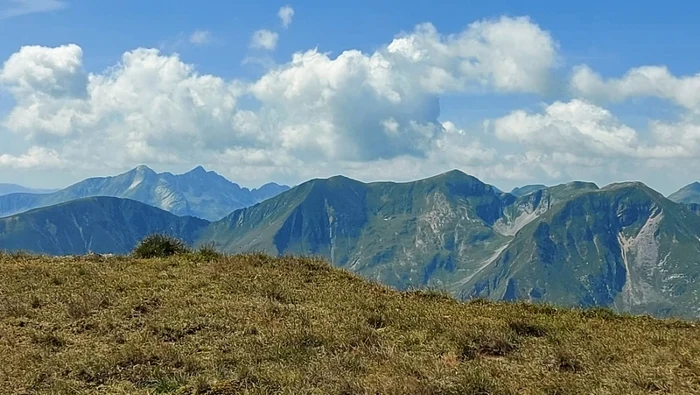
0,165,289,221
2,168,700,319
0,184,57,196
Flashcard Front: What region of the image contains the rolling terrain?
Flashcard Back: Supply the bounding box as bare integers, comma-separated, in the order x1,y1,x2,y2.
1,253,698,394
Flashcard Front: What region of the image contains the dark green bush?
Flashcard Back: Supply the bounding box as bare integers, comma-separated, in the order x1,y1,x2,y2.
132,234,190,258
194,242,223,261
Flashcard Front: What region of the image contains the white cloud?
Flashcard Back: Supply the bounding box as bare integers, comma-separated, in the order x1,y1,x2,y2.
383,16,558,94
247,16,558,161
571,64,700,112
0,43,86,99
278,5,294,28
493,100,639,157
250,29,279,51
0,146,66,169
189,30,212,45
492,99,689,159
0,0,67,18
0,16,565,187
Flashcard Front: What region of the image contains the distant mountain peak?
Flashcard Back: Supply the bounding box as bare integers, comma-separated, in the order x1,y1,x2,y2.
131,165,156,175
187,165,207,175
437,169,468,178
424,169,480,184
669,181,700,205
684,181,700,191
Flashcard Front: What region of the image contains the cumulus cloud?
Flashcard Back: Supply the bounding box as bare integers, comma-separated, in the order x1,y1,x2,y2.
189,30,212,45
0,16,567,186
384,17,558,94
0,146,66,169
0,43,86,99
571,64,700,112
1,0,67,18
492,99,689,159
250,29,279,51
278,5,294,28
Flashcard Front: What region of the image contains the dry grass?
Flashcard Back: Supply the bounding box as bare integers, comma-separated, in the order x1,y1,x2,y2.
0,252,699,394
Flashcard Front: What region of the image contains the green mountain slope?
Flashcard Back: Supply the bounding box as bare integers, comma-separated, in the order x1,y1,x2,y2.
201,172,700,318
668,181,700,204
0,197,209,255
202,170,512,290
510,184,546,197
0,165,288,221
462,182,700,318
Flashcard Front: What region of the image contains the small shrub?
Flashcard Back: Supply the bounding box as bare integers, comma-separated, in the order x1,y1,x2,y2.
194,242,223,261
132,234,190,259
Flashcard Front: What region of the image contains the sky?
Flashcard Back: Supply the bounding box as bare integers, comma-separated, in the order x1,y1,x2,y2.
1,0,700,194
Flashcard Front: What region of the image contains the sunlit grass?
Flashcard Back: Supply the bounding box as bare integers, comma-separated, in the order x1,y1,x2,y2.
0,251,698,394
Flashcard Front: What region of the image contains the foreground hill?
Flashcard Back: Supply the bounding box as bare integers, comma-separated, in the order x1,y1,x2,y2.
0,253,698,394
0,197,209,255
0,165,289,221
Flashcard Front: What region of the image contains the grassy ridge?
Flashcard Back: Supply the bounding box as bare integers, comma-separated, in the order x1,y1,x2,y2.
1,253,699,394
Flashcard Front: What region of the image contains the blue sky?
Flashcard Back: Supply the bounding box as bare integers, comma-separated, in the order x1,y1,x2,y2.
1,0,700,194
